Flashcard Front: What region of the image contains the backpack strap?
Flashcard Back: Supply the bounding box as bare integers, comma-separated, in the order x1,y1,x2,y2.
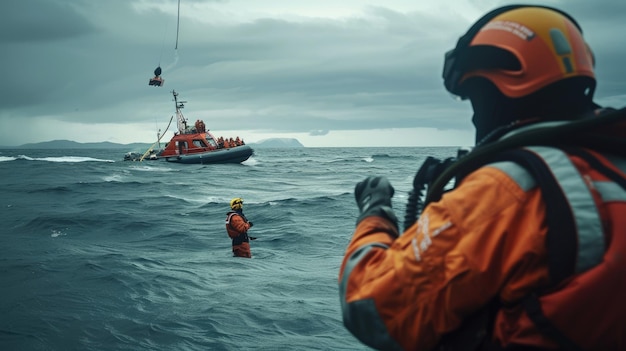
494,146,610,351
437,147,582,350
493,147,578,282
494,148,583,351
437,146,610,350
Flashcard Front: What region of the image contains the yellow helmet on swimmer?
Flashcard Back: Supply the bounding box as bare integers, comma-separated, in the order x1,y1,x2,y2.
230,197,243,210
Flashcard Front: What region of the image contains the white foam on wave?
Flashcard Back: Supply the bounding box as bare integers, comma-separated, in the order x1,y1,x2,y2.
204,195,226,204
242,158,258,166
128,164,178,172
51,229,66,238
11,155,114,163
37,156,114,163
362,156,374,163
103,174,124,182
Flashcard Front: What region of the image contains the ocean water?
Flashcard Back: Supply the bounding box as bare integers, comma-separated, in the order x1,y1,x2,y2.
0,146,459,351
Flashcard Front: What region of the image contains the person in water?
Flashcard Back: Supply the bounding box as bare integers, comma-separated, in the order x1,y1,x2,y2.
339,5,626,351
225,197,253,258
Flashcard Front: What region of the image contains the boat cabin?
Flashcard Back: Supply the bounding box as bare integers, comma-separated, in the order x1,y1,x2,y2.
160,129,220,157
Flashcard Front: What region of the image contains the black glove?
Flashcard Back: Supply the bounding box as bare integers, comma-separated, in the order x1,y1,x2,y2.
354,176,398,230
248,221,253,227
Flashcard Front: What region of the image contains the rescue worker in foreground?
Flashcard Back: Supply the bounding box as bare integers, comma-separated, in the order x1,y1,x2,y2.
339,5,626,351
225,197,253,258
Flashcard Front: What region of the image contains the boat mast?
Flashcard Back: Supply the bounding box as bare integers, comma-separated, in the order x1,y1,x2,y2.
173,90,188,133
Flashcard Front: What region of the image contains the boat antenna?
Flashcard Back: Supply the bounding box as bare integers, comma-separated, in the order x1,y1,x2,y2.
173,90,188,133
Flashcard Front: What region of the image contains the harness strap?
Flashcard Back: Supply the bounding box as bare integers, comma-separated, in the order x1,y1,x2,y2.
438,147,584,351
481,146,611,351
435,143,622,350
499,146,621,351
493,148,578,283
226,212,249,245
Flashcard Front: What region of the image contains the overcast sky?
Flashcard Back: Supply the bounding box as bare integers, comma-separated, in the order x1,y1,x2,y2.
1,0,625,147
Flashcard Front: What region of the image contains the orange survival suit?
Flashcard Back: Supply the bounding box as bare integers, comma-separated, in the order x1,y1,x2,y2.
226,210,252,258
339,112,626,350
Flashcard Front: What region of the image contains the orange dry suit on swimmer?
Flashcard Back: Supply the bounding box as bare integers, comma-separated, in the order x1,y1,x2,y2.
226,209,252,258
339,113,626,350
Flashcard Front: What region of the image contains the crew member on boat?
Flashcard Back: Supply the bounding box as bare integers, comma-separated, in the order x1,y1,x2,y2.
194,120,206,133
225,198,254,258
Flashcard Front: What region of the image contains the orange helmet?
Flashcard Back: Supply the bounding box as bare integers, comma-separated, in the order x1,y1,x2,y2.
443,5,595,99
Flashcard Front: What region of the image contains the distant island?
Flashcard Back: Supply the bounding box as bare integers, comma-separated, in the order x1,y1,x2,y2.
249,138,304,148
1,138,304,149
1,140,152,150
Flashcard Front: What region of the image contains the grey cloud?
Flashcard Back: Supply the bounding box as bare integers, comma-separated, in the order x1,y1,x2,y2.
0,0,624,147
0,0,95,43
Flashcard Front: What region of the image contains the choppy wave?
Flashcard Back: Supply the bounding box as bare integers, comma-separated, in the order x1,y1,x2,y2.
322,152,421,165
3,154,115,163
0,146,459,351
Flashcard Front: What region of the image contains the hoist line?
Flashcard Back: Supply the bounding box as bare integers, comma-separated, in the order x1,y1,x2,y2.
175,0,181,50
